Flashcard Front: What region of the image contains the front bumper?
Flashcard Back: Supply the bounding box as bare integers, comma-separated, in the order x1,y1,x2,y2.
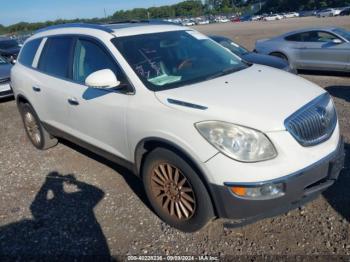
0,82,13,99
210,138,345,220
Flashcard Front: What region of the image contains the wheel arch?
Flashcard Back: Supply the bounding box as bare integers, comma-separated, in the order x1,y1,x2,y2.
269,51,289,61
16,94,32,111
134,137,220,217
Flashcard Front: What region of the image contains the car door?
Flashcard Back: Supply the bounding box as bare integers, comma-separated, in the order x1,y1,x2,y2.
33,36,74,133
62,37,132,161
298,31,349,71
283,32,308,68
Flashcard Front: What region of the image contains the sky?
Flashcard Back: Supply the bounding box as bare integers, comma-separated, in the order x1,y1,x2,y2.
1,0,184,26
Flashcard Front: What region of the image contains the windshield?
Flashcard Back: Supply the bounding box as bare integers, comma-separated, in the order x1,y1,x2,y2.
333,28,350,41
112,30,247,91
0,39,19,50
0,56,8,64
216,39,249,56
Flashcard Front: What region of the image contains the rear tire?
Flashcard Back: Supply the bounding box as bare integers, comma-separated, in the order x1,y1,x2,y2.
19,103,58,150
142,148,215,232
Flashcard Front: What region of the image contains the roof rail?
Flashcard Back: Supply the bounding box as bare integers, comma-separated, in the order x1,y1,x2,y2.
105,19,178,25
35,23,114,34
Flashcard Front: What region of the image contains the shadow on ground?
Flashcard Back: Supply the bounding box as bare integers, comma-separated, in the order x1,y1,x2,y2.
59,139,151,210
0,172,112,258
323,143,350,222
325,85,350,102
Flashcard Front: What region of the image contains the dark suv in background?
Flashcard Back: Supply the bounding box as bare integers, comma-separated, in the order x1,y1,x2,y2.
0,38,21,64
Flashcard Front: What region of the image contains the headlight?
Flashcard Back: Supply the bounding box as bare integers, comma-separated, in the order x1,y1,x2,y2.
195,121,277,162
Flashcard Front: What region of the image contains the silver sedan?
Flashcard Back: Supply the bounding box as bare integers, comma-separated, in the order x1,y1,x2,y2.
255,27,350,73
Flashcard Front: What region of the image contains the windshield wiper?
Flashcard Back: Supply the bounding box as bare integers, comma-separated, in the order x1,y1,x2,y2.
206,67,241,80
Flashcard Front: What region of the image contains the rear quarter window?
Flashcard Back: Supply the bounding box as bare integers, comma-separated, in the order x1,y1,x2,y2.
18,38,42,67
285,33,302,41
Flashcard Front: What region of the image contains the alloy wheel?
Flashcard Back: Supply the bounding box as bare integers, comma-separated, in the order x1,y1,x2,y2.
24,112,41,146
150,163,196,220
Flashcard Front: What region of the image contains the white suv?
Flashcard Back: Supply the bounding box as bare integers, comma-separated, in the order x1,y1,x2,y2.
11,22,344,232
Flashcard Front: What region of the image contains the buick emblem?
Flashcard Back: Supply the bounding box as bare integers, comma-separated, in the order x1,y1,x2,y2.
316,106,329,127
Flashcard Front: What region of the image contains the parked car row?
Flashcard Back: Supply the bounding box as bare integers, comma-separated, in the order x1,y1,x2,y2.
164,6,350,26
317,8,342,17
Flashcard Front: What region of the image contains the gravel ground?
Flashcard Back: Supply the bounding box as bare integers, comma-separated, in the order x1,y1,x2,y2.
0,16,349,260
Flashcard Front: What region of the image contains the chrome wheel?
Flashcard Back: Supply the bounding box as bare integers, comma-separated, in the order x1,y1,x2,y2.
151,163,196,220
24,111,41,146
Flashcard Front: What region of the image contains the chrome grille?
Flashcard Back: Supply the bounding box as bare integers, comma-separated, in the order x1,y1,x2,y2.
285,93,337,147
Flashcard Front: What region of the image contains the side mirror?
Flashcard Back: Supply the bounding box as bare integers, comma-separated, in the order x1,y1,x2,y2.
332,38,343,44
85,69,120,89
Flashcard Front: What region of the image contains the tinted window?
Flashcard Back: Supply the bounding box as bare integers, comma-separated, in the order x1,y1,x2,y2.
0,56,8,64
18,39,41,67
0,39,19,50
38,37,73,78
72,38,125,84
285,33,301,41
316,32,338,42
218,40,249,56
285,32,311,42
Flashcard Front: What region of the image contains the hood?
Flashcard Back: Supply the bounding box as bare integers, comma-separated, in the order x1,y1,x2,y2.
0,63,11,79
155,65,325,132
242,52,288,69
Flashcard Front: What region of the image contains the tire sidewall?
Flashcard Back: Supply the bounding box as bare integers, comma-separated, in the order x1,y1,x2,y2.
142,148,214,232
20,103,45,150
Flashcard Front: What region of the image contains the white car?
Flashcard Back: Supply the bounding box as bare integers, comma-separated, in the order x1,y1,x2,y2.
283,12,299,18
215,17,230,23
317,8,341,17
11,23,345,232
181,20,195,26
197,20,210,25
251,15,261,21
264,14,283,21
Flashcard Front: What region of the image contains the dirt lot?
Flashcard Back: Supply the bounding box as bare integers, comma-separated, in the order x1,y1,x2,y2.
0,16,349,260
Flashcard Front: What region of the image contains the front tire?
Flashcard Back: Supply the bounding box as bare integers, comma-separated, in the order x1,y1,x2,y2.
142,148,215,232
20,103,58,150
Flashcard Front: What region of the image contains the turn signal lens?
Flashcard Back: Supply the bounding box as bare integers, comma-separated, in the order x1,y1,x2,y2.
229,183,285,200
231,186,246,196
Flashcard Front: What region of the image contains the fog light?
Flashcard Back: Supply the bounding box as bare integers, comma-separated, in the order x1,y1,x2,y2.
230,183,285,199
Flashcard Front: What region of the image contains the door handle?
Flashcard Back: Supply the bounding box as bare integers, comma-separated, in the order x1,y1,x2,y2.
32,86,41,92
68,97,79,106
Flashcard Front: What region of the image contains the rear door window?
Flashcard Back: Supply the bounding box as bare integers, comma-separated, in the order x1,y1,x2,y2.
38,36,74,78
18,38,42,67
285,32,310,42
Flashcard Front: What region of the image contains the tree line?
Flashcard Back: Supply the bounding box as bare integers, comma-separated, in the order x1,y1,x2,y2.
1,0,349,35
